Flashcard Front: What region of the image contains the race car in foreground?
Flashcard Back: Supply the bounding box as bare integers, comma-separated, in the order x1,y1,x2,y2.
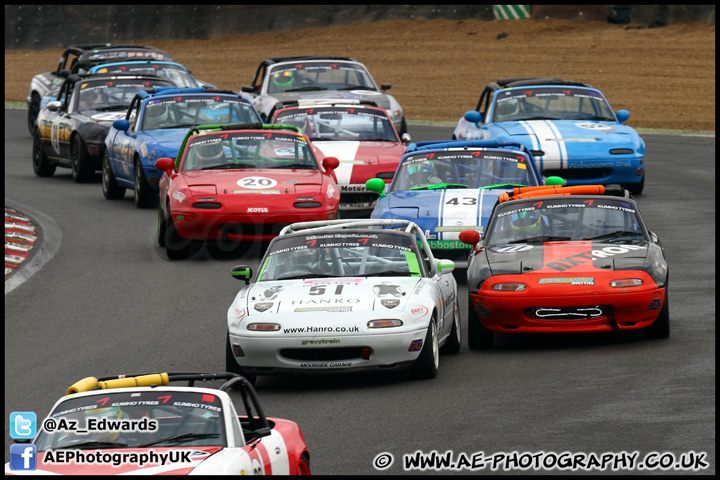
241,56,407,134
155,123,340,259
452,78,646,194
26,44,173,134
367,139,558,261
226,218,460,384
103,86,261,207
4,372,310,474
272,100,409,214
33,74,176,182
458,184,669,348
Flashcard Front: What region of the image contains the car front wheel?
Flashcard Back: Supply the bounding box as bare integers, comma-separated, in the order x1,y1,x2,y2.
225,333,257,386
440,302,462,354
134,159,157,208
32,131,56,177
102,152,125,200
71,137,94,183
27,93,41,135
468,298,494,349
412,317,439,379
625,175,645,195
645,288,670,339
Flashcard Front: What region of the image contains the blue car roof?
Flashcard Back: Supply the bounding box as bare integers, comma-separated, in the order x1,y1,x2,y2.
89,60,190,73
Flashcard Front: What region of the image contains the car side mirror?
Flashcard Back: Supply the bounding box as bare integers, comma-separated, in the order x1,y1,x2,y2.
380,83,391,91
365,178,386,197
322,156,339,171
113,119,130,132
464,111,483,125
241,85,257,94
616,109,630,124
459,230,481,247
401,132,412,145
436,259,455,275
47,100,63,112
231,265,253,285
155,157,175,174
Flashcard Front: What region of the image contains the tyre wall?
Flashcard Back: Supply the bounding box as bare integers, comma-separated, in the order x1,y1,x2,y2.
5,4,716,50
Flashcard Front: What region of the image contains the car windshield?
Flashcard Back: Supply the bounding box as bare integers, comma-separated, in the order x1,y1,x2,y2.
267,61,377,94
74,78,172,112
34,390,226,451
275,107,398,142
142,95,259,130
181,131,318,172
258,230,423,280
486,198,647,246
92,63,199,89
492,87,617,122
391,150,538,191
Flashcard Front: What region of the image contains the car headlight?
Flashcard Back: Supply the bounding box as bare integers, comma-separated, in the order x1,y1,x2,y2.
492,283,526,292
368,319,403,328
247,323,281,331
610,279,643,287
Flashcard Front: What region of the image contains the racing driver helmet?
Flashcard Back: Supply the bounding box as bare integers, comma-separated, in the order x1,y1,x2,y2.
192,141,225,168
271,70,295,91
144,103,170,129
509,210,543,237
86,406,126,443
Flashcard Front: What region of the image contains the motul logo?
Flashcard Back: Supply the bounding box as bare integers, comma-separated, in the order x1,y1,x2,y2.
247,207,269,213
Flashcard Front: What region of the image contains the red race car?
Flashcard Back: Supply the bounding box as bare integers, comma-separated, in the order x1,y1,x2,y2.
155,123,340,259
272,100,409,215
459,184,669,348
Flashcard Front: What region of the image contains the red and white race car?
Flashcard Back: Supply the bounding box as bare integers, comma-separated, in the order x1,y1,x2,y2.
5,372,310,475
155,123,340,259
272,101,409,215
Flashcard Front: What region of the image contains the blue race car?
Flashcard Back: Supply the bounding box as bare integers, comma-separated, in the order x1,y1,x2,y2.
366,140,553,262
102,86,262,207
452,78,646,194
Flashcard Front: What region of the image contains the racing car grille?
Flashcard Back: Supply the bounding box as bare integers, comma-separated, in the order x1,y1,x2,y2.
281,347,367,361
525,305,611,321
339,192,379,209
543,168,613,180
220,221,290,237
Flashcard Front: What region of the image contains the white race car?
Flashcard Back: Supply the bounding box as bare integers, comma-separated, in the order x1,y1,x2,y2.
226,219,461,384
5,372,310,475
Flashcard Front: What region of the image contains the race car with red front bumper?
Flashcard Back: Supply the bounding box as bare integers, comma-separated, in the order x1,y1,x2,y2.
155,123,340,259
5,372,310,475
226,219,460,384
459,184,669,348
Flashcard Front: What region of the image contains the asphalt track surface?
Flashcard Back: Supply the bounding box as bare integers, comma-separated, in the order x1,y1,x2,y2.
4,107,715,475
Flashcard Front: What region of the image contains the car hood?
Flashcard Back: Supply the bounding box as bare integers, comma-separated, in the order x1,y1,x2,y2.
380,188,504,238
496,120,639,158
485,240,649,277
5,447,222,475
312,140,403,185
243,277,423,314
84,110,128,127
143,128,193,151
179,168,328,195
272,90,392,110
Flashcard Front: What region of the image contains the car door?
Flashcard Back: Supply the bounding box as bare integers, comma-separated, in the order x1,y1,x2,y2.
48,84,75,161
119,100,143,183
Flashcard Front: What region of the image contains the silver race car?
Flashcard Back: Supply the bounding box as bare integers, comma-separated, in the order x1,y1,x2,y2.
241,56,407,135
226,219,460,384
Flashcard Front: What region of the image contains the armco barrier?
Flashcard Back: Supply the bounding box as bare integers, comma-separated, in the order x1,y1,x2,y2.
5,5,715,50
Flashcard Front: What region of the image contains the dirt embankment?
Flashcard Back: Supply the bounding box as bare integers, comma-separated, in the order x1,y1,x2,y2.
4,18,715,132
